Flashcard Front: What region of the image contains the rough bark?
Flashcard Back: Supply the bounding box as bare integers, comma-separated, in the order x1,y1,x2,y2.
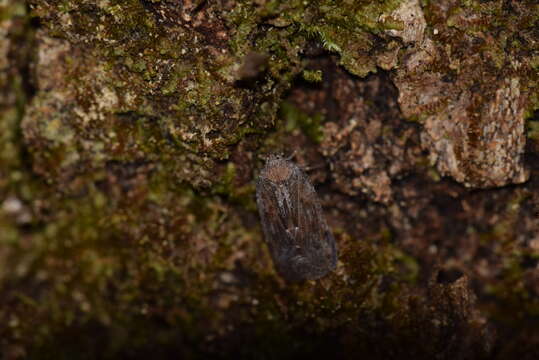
1,0,538,358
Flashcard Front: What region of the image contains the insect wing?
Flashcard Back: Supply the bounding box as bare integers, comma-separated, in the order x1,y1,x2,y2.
256,178,295,261
284,168,337,280
256,162,337,281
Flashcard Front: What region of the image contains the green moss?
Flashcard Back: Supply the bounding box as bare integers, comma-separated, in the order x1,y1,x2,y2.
279,101,325,143
230,0,405,78
302,69,323,82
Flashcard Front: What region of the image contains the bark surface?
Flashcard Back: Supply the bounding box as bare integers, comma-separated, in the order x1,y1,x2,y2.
1,0,539,358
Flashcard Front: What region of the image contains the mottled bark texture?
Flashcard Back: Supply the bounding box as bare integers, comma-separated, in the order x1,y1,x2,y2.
1,0,538,358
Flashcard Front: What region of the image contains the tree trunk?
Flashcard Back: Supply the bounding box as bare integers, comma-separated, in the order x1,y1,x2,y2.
1,0,538,358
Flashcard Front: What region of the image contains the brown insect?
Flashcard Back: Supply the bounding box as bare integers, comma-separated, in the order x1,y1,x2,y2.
256,155,337,282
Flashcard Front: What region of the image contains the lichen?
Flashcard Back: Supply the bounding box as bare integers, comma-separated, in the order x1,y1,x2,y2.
393,0,539,187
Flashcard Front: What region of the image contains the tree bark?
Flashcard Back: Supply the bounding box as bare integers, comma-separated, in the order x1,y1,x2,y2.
1,0,538,357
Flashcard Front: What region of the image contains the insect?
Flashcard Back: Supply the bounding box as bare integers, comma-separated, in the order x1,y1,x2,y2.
255,155,338,282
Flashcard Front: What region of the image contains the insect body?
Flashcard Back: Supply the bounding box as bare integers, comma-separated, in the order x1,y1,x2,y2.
255,155,337,282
